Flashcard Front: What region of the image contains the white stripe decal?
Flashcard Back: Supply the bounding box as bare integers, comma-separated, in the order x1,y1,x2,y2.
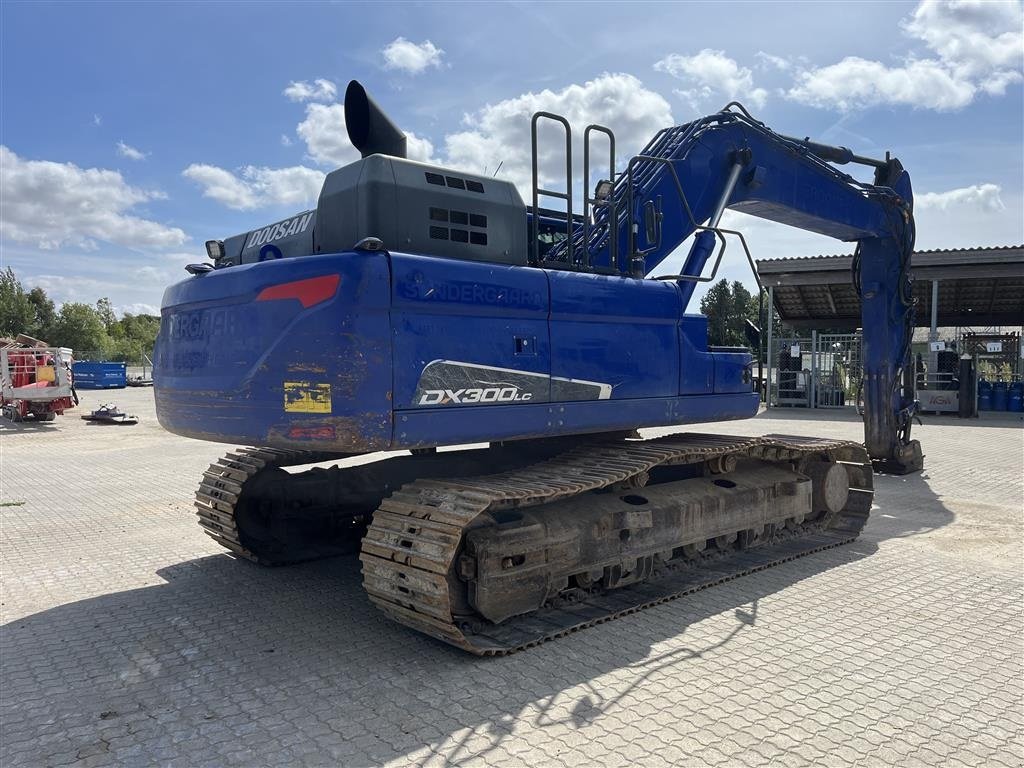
425,360,612,399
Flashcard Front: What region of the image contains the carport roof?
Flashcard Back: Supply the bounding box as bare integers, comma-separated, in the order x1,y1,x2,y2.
756,245,1024,329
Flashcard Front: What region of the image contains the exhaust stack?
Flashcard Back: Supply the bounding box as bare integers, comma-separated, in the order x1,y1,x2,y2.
345,80,407,159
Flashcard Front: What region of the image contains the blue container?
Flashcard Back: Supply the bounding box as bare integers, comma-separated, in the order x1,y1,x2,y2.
73,361,127,389
978,379,992,411
1010,382,1024,413
992,381,1008,411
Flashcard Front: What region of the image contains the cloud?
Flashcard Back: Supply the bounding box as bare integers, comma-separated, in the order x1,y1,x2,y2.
654,50,768,109
280,134,293,147
786,57,977,111
185,87,439,211
295,102,434,166
445,73,673,200
786,0,1022,111
21,272,162,315
282,78,337,103
116,141,148,161
904,0,1023,80
404,133,436,164
121,302,160,316
755,52,795,72
182,163,325,211
381,37,444,74
916,183,1006,212
0,146,187,250
92,114,102,127
296,103,360,167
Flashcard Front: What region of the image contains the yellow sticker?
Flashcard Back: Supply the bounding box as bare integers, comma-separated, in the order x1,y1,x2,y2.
284,382,332,413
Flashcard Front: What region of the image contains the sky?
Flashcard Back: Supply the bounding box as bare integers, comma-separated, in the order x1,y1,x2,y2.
1,0,1022,316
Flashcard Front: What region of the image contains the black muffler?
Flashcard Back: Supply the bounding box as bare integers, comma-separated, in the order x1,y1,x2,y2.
345,80,407,159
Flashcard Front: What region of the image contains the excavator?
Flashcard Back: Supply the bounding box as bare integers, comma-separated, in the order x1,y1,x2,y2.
154,81,923,654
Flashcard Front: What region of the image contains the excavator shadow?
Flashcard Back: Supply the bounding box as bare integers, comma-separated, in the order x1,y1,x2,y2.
1,470,955,765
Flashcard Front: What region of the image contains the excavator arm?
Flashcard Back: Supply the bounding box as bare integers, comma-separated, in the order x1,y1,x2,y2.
546,106,922,473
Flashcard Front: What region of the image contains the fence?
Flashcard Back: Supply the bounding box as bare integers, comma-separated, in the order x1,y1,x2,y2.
768,332,863,409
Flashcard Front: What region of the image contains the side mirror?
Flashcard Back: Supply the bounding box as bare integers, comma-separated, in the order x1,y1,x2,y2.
643,200,659,244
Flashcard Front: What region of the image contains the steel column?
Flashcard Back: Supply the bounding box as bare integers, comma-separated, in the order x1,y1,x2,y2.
766,285,774,409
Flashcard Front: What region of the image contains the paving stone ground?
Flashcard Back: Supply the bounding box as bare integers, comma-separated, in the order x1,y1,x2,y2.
1,388,1022,767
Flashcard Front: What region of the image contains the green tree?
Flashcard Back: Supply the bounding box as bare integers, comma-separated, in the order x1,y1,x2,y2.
0,268,34,338
704,280,761,348
95,297,117,331
26,287,57,341
112,313,160,361
51,303,112,358
700,279,761,348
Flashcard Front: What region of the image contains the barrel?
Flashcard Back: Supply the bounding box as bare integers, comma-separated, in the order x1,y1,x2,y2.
992,381,1008,411
978,379,992,411
1010,382,1024,413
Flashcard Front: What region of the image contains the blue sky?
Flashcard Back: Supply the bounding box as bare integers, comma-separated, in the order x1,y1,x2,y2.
2,0,1021,314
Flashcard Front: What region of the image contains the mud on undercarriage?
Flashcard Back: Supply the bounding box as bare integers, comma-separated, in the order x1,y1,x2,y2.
195,433,871,655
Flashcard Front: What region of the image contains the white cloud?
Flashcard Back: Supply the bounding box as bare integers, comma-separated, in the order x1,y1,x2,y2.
184,85,439,212
92,114,102,127
21,272,162,315
182,163,325,211
444,73,673,201
282,78,337,103
787,0,1022,111
296,103,360,167
904,0,1023,80
0,146,187,250
121,302,160,316
787,57,977,111
381,37,444,74
280,134,293,147
116,141,148,161
655,50,768,109
916,183,1006,212
295,102,434,166
404,133,436,164
755,52,795,72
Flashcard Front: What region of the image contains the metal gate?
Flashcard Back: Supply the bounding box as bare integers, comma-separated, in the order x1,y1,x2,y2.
769,337,813,407
812,333,862,408
768,332,862,409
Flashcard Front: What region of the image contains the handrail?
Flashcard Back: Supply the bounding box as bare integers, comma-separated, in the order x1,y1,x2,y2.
582,124,615,271
530,112,573,267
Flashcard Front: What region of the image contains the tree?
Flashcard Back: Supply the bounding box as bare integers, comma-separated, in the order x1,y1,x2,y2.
699,279,760,348
112,314,160,361
95,297,117,331
0,267,35,338
52,303,112,358
27,287,57,341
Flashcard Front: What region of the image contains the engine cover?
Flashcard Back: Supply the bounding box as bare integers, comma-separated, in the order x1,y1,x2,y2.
217,156,527,268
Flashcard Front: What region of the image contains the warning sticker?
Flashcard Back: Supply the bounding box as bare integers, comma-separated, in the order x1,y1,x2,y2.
284,382,332,413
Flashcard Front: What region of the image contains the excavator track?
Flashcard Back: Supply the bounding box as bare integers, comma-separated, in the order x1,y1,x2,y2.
360,433,872,655
194,447,347,563
194,434,872,655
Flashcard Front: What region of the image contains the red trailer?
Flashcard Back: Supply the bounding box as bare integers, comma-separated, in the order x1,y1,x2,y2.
1,339,76,422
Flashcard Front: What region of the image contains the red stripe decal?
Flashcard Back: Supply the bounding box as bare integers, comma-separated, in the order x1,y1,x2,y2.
256,274,340,308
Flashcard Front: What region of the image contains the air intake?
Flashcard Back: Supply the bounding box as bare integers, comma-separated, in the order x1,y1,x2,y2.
345,80,407,159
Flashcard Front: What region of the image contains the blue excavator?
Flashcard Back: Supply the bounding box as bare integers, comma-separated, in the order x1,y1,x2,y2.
154,81,922,654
